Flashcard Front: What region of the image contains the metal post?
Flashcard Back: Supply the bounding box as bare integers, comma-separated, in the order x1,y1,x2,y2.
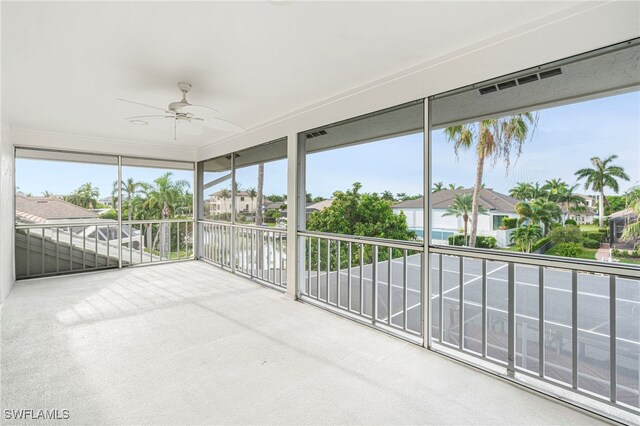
326,239,331,303
372,245,378,323
507,262,515,376
286,133,305,300
117,156,123,269
609,274,617,402
230,154,236,274
388,247,392,325
194,161,201,259
403,249,408,330
539,266,544,377
439,254,443,342
348,242,352,311
482,259,487,357
422,98,430,347
459,256,464,350
572,270,578,389
337,240,341,307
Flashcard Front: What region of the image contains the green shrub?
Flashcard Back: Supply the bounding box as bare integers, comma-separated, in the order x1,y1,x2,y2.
564,218,577,226
582,238,600,249
448,235,466,246
548,225,582,244
501,217,518,229
553,242,583,257
475,236,497,249
531,237,551,252
99,209,117,220
583,232,604,242
448,234,496,248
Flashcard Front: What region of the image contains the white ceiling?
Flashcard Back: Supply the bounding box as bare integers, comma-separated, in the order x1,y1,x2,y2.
1,1,587,153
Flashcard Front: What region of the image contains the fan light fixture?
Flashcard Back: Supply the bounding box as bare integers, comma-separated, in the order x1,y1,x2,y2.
118,82,245,140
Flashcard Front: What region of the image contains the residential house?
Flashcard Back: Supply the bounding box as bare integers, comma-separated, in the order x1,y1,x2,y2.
392,189,519,243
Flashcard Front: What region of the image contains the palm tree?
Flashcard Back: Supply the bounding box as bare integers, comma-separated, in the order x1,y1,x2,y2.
445,112,538,246
432,182,444,193
510,224,543,253
509,182,534,201
575,155,630,228
442,194,488,246
542,178,568,202
557,183,586,223
219,189,231,217
66,182,99,208
621,188,640,241
144,173,190,256
112,178,143,223
42,190,53,197
247,187,257,212
515,198,562,233
447,183,463,190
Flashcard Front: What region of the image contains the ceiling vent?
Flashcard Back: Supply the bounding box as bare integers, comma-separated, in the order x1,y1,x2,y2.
539,68,562,79
478,67,562,95
497,80,517,90
305,129,328,139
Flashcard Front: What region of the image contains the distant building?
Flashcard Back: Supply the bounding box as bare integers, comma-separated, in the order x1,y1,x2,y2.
205,191,266,217
392,189,519,242
307,199,332,212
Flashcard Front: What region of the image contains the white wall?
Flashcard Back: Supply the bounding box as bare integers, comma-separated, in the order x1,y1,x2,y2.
196,2,639,161
0,115,15,305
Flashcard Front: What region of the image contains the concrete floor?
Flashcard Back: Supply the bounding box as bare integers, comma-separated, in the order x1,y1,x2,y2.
1,261,606,425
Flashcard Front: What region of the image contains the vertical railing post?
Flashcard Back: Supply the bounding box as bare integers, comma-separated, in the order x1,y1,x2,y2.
117,156,123,269
538,266,544,377
507,262,515,376
482,259,487,357
372,245,378,323
572,270,578,389
609,274,617,402
230,154,236,274
459,256,464,350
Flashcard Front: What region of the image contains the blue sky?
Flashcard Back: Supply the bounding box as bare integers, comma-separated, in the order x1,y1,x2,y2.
16,91,639,199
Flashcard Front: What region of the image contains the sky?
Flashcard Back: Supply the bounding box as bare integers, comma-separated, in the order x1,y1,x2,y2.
15,91,640,200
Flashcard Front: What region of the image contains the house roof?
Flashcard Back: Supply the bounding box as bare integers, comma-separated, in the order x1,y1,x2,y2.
307,199,333,211
393,189,519,212
16,195,98,224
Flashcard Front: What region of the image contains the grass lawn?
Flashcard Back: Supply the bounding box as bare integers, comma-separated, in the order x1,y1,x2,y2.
616,257,640,265
579,224,602,232
546,245,598,261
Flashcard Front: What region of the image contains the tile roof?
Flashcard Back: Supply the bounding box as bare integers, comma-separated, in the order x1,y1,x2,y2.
392,188,519,212
16,196,98,223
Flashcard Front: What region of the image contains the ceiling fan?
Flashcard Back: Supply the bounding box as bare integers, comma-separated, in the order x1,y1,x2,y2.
117,82,244,139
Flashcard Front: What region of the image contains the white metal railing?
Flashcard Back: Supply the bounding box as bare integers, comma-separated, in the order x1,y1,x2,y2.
429,245,640,418
15,219,194,279
199,221,287,289
298,230,424,341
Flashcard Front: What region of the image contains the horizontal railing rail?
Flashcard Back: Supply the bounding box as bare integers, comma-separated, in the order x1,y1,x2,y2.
299,230,423,252
430,245,640,279
199,221,287,289
298,231,423,341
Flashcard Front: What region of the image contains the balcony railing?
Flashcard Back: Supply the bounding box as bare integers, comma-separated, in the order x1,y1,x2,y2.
298,231,424,342
429,245,640,417
199,221,287,290
15,219,194,279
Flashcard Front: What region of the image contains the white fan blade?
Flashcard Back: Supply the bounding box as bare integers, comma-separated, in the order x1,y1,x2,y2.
203,117,245,133
185,104,219,116
117,98,170,113
123,115,171,120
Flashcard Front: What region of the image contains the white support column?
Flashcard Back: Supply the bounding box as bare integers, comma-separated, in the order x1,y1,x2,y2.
422,99,431,348
286,133,304,300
